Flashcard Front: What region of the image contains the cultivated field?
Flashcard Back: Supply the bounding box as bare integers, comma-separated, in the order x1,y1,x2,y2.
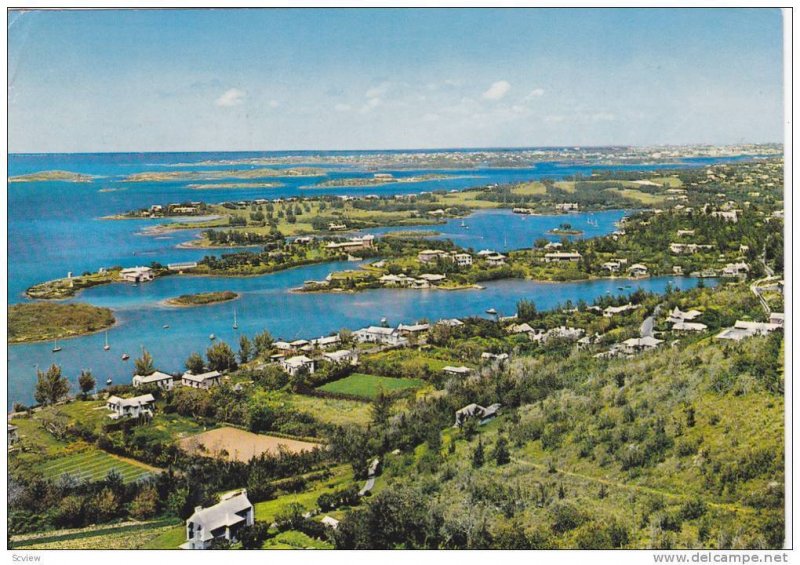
179,426,320,462
317,373,425,399
37,449,157,484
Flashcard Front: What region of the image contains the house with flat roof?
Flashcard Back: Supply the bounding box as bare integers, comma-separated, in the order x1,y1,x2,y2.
132,370,175,391
181,371,222,390
323,349,358,365
443,365,472,377
183,490,254,550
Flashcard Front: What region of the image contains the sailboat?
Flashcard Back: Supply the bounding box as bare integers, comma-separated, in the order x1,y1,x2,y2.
103,331,110,351
106,376,113,385
52,339,62,353
209,334,216,341
121,353,130,361
460,220,467,228
233,308,238,330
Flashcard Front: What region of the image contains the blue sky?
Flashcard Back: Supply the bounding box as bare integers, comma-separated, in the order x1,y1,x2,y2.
8,8,784,152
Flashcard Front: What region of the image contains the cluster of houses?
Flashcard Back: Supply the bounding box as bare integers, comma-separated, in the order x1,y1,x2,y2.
666,307,708,332
325,234,374,252
417,249,474,267
378,272,447,289
507,322,586,343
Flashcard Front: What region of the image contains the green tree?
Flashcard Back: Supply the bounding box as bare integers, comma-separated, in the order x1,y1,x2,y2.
370,388,393,427
34,364,70,406
472,437,485,468
206,341,237,372
78,369,95,397
492,436,511,465
130,485,159,519
185,352,205,374
134,349,155,376
239,522,269,549
239,335,253,364
516,299,538,322
253,330,274,357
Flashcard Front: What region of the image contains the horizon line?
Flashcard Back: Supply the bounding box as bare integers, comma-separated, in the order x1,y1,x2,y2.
7,141,784,156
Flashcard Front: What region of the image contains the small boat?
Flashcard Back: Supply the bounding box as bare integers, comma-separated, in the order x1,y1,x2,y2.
163,324,170,329
618,287,624,291
52,339,62,353
380,317,387,325
103,331,110,351
233,308,238,330
121,353,130,361
486,308,497,315
209,334,216,341
106,377,113,386
460,220,467,228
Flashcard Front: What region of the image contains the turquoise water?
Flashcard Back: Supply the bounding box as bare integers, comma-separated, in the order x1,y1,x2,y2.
8,151,735,407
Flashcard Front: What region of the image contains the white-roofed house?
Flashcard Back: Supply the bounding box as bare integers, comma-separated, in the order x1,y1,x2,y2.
119,266,154,283
620,336,663,355
181,371,222,390
443,365,472,377
628,264,649,278
280,355,316,376
323,349,359,365
106,394,155,420
132,370,175,391
353,326,407,346
454,403,501,427
183,490,254,550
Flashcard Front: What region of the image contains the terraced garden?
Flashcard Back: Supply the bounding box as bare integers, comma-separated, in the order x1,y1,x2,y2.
37,449,158,484
317,373,425,399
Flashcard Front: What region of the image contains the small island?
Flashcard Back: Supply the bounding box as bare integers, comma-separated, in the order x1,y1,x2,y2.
9,302,115,344
164,290,239,307
9,170,96,183
122,167,326,182
187,182,285,190
547,222,584,236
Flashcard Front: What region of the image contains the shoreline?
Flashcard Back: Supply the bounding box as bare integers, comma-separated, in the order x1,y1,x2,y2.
8,316,120,346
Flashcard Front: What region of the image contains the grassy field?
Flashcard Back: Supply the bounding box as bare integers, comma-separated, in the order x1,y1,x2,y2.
276,393,373,426
12,520,180,550
141,522,188,550
254,465,355,522
36,449,157,484
9,302,115,343
317,373,425,399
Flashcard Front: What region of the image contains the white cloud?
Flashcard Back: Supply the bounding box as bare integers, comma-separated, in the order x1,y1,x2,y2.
482,80,511,101
359,97,382,114
334,103,352,112
268,99,280,108
526,88,545,99
365,82,390,99
215,88,246,107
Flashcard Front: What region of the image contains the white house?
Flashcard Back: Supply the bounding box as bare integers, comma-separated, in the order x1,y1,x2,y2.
715,320,782,342
281,355,316,376
323,349,359,365
119,266,154,283
769,313,785,326
443,365,472,377
354,326,407,346
603,303,639,318
722,262,750,277
628,264,649,278
181,370,222,390
481,352,510,362
555,202,579,212
321,516,340,530
397,323,431,335
485,253,507,267
183,490,254,550
417,249,448,264
671,321,708,332
620,336,663,355
454,253,473,267
106,394,155,420
544,252,582,263
132,370,175,391
310,335,341,349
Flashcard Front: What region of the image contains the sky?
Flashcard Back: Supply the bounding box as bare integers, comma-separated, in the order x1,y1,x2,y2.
7,8,785,153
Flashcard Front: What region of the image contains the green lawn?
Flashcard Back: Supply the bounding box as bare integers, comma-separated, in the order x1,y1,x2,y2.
317,373,425,399
36,449,156,484
142,523,188,549
263,530,333,549
276,393,373,426
254,465,355,523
